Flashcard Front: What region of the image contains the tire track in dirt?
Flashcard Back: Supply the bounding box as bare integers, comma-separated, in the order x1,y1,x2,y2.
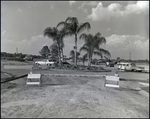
53,77,101,118
31,76,87,118
37,84,80,118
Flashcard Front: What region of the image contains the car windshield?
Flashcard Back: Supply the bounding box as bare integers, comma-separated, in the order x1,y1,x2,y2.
42,59,47,61
131,63,136,66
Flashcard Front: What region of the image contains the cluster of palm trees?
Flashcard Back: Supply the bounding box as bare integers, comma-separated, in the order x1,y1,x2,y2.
44,17,111,67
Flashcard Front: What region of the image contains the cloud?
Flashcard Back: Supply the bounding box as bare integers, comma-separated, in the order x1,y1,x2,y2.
105,34,147,49
125,1,149,14
79,1,98,9
83,9,88,14
106,28,111,31
1,34,81,56
69,1,76,6
87,1,149,21
50,4,54,9
1,34,149,59
88,1,99,7
103,34,149,59
1,35,54,55
78,1,98,14
18,8,23,13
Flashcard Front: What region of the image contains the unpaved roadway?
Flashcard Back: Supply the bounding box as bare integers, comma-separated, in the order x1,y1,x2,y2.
1,70,149,118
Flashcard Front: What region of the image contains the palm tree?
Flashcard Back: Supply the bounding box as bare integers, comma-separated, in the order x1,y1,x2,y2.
59,29,65,62
70,50,80,63
57,17,91,66
79,32,111,66
70,50,75,63
44,27,62,66
82,54,87,65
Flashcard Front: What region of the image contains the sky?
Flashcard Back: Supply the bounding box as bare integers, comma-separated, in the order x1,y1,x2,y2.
1,1,149,60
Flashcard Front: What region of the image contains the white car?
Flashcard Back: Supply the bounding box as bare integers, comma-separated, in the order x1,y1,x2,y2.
35,59,55,66
117,62,143,72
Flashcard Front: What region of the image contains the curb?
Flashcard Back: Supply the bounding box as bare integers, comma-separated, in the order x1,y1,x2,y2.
43,74,106,77
1,74,28,83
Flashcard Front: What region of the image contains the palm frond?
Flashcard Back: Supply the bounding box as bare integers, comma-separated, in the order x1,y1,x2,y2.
93,51,103,58
99,37,106,44
82,53,88,62
65,17,78,24
95,32,101,38
98,48,111,58
80,46,88,52
92,37,106,49
65,17,73,22
70,50,75,56
62,31,74,38
79,33,87,40
43,27,58,40
104,56,109,60
56,21,66,28
83,53,88,59
78,22,91,34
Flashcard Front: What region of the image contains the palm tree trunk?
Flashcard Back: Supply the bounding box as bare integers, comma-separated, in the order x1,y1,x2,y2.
57,42,61,66
58,49,61,66
88,54,92,67
75,34,77,66
61,48,64,62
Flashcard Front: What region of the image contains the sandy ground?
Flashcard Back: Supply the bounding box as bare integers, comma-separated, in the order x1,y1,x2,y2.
1,60,149,118
1,69,149,118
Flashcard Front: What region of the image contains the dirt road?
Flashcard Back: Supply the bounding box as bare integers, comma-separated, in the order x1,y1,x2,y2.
1,72,149,118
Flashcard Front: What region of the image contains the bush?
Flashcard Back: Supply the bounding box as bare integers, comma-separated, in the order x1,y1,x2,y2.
16,58,25,62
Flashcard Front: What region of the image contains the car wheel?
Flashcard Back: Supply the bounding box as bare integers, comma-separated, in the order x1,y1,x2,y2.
131,69,134,71
37,63,41,67
35,63,38,65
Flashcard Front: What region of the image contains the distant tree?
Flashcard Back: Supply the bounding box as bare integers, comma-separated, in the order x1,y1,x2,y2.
92,58,98,65
50,43,59,59
116,57,120,63
20,54,26,59
39,45,50,58
44,27,67,66
7,53,14,57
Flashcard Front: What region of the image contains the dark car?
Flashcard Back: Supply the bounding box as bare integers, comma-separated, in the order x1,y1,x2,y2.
106,61,116,67
62,61,71,66
62,62,73,68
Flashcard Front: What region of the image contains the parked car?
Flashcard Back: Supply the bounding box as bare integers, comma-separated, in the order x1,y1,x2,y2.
117,62,144,72
144,68,149,73
35,59,55,66
106,61,116,67
62,62,72,68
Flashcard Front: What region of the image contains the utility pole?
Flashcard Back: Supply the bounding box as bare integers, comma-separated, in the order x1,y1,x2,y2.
16,47,18,54
129,52,131,60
